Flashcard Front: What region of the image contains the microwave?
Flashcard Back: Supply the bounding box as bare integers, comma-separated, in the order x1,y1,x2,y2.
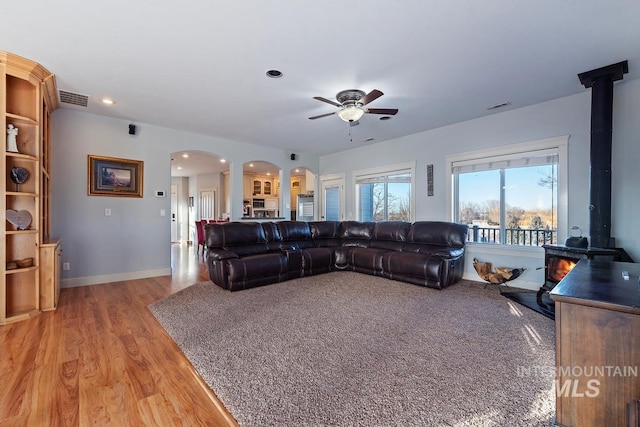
252,198,265,209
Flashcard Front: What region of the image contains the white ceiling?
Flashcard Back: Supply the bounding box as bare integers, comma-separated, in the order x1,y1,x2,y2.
3,1,639,159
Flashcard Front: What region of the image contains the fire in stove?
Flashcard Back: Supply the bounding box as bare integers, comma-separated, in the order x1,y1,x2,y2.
547,257,578,283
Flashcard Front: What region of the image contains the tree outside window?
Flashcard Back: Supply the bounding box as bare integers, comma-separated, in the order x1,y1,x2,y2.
358,172,411,222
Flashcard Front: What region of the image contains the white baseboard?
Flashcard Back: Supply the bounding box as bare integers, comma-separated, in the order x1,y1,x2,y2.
61,267,172,288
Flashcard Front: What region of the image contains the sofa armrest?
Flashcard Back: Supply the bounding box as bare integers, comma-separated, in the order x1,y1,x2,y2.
208,249,239,262
433,248,464,259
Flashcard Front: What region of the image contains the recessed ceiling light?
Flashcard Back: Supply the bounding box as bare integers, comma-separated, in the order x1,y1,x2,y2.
249,163,254,167
177,166,182,170
101,98,116,105
220,159,226,163
379,116,392,121
265,69,284,79
295,169,300,173
267,172,271,176
182,153,189,158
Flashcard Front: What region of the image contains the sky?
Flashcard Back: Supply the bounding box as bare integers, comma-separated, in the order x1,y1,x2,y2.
458,165,556,211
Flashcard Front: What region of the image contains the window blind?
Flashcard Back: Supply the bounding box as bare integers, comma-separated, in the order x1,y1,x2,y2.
451,148,558,174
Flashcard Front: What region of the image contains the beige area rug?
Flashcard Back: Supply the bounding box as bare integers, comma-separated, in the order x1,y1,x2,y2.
149,272,556,426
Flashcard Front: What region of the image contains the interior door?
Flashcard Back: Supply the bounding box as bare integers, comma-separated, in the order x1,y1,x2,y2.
200,189,216,219
320,177,345,221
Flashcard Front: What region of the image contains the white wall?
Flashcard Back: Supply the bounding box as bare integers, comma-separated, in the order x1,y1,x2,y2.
319,78,640,289
51,109,319,287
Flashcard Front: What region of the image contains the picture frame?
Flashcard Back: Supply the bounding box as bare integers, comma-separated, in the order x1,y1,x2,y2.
88,155,143,197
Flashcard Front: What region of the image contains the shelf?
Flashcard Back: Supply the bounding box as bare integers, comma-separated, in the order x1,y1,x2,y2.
6,151,37,161
3,309,40,324
5,113,37,125
5,265,37,275
6,191,38,197
6,229,38,235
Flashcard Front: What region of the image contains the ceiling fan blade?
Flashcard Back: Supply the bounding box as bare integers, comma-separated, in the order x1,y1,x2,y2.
359,89,384,106
308,111,337,120
366,108,398,115
313,96,342,108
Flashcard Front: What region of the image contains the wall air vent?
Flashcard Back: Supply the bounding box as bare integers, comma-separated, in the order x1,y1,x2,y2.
59,90,89,107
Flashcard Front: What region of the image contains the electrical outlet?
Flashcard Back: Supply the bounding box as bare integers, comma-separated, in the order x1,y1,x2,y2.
63,262,70,271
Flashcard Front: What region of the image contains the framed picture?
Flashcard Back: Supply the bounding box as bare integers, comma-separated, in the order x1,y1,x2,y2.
88,155,143,197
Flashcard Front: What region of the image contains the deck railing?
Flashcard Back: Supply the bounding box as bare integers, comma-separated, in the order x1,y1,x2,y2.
468,225,556,246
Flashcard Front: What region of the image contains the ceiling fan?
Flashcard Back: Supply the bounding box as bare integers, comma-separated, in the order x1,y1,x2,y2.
308,89,398,124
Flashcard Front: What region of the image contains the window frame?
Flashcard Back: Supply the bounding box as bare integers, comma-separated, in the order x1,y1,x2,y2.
445,135,569,246
353,161,416,222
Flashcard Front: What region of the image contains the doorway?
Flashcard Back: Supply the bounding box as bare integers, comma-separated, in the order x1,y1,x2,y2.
171,185,178,242
320,175,345,221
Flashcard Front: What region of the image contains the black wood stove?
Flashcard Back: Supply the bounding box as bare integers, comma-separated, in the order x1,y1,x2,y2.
537,244,631,310
535,60,635,315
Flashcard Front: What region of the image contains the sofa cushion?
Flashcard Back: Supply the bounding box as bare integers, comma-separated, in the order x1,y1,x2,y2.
373,221,410,241
309,221,341,239
206,222,267,247
261,222,282,243
277,221,312,241
301,247,334,276
407,221,468,248
226,253,288,282
340,221,375,239
381,251,444,282
340,221,375,248
309,221,342,248
347,247,389,275
367,221,409,251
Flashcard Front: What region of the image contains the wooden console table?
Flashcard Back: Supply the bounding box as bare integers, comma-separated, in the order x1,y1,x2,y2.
550,260,640,427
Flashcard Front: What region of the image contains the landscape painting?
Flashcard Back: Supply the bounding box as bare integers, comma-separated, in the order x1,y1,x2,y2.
88,155,143,197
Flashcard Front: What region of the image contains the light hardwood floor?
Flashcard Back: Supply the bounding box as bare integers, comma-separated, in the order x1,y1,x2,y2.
0,244,237,426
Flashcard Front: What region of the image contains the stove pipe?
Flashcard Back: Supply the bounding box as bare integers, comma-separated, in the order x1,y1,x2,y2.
577,61,628,248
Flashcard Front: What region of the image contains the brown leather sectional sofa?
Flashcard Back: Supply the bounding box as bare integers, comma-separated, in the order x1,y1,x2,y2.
205,220,468,291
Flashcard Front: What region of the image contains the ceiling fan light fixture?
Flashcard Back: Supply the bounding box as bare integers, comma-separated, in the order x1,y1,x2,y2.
337,106,365,122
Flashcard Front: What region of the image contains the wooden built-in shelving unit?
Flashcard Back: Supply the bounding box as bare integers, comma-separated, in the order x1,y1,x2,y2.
1,50,59,325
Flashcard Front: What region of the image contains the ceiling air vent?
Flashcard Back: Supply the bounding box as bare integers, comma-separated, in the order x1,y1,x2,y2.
59,90,89,107
486,101,511,111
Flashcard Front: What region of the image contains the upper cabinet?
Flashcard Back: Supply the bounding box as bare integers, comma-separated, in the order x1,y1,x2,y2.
1,51,58,325
247,175,277,197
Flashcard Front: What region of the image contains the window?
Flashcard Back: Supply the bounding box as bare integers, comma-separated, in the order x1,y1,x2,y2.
356,164,414,221
447,136,568,246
